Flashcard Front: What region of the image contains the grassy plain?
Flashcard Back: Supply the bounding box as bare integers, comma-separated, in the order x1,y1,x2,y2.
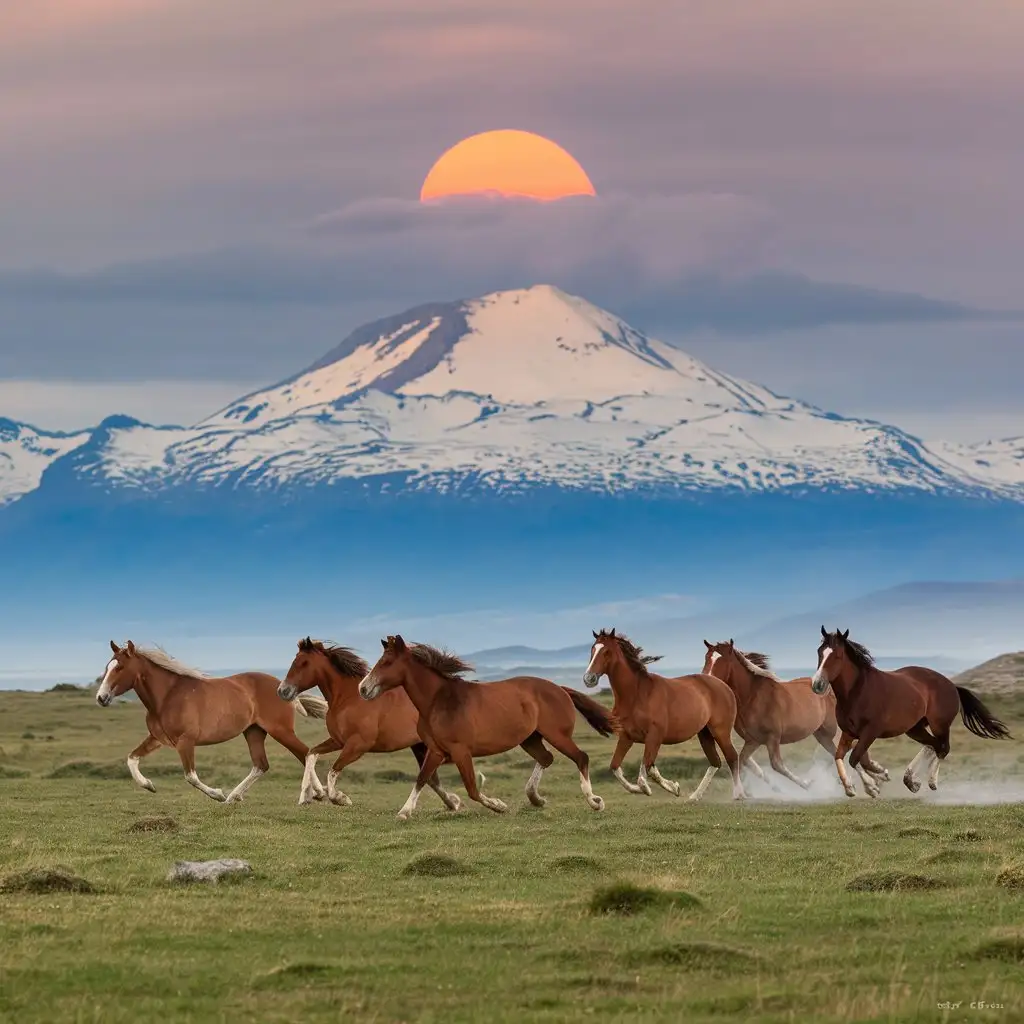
1,687,1024,1023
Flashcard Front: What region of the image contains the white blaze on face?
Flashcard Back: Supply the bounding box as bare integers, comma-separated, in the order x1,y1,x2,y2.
812,648,832,688
585,644,604,677
97,658,118,701
709,651,721,670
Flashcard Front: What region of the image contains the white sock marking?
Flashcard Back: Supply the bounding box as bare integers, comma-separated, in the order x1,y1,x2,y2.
226,767,264,803
689,766,718,801
613,766,644,794
185,770,225,801
397,782,424,820
126,755,154,791
579,771,604,811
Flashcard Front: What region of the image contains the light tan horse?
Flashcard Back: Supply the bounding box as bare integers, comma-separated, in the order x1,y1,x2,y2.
359,635,616,819
96,641,327,804
702,639,889,796
583,629,745,801
278,637,461,811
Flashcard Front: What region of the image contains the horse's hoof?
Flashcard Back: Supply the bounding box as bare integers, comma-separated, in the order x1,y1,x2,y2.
880,770,891,782
212,790,226,802
903,773,921,794
638,783,653,797
142,781,156,793
669,782,681,797
589,796,605,812
490,799,508,814
928,781,938,792
733,791,747,801
396,810,411,822
445,795,462,812
844,788,857,798
329,793,352,807
527,795,547,808
312,790,326,802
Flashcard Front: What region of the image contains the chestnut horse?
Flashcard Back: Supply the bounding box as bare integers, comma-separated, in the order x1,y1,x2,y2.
812,627,1010,797
702,639,889,796
278,637,461,812
584,629,745,801
358,635,616,819
96,641,328,804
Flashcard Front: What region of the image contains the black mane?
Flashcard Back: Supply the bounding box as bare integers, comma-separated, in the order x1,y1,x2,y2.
596,629,663,676
299,638,370,678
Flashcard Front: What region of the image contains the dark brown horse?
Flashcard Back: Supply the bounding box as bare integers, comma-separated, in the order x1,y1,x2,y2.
96,641,328,803
584,629,745,801
358,635,616,819
702,639,889,796
812,627,1010,797
278,637,461,811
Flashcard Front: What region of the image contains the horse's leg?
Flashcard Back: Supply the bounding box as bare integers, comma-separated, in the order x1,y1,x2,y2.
519,733,555,808
541,731,604,812
633,730,662,796
688,728,720,802
396,746,446,821
320,738,373,807
833,731,857,798
737,740,773,787
411,742,461,811
265,724,326,801
450,746,508,814
126,733,161,792
707,720,746,801
902,722,940,793
847,730,885,800
225,726,270,804
176,739,225,802
766,737,810,790
609,733,644,795
642,730,679,796
300,735,342,805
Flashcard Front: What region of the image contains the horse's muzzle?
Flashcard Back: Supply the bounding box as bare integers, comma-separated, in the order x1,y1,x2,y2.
582,672,599,688
359,679,381,701
810,674,829,696
95,693,112,707
277,683,297,702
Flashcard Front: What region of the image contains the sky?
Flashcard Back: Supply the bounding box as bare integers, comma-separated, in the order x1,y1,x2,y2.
2,1,1023,440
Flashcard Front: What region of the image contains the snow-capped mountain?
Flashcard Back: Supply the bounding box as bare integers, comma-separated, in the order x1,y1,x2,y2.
2,284,1024,505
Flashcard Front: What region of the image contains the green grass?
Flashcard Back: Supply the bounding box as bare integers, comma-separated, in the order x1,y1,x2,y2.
0,687,1023,1021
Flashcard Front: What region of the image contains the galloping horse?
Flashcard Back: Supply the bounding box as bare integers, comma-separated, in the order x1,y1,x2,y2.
358,635,616,819
96,641,328,804
278,637,461,812
584,629,745,801
702,639,889,796
812,627,1010,797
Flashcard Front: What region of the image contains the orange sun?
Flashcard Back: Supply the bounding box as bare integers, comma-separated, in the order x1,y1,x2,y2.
420,129,596,203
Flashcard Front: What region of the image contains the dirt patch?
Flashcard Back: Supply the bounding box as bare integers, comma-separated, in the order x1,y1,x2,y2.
589,882,702,916
403,853,473,878
845,871,945,893
953,829,984,843
624,941,757,972
127,815,179,834
0,868,97,894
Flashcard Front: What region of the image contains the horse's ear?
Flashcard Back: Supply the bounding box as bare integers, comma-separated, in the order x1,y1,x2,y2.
842,628,850,640
593,630,599,639
126,640,136,656
380,638,388,650
703,639,712,649
728,638,734,648
110,640,120,655
393,634,407,651
610,627,616,637
821,625,828,639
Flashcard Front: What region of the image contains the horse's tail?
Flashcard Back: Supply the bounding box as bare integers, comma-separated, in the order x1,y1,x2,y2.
563,687,618,737
295,694,329,720
956,686,1011,740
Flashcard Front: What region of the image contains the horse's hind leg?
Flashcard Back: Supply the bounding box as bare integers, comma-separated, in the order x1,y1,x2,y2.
301,735,342,805
451,747,508,814
176,739,225,802
265,723,326,802
688,728,721,802
737,740,776,790
412,742,461,811
903,722,941,793
519,733,555,808
127,733,161,792
225,726,270,804
540,729,605,812
766,737,810,790
703,723,746,801
609,734,644,795
642,730,679,797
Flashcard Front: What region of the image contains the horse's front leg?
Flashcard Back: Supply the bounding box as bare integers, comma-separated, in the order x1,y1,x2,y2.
451,747,507,814
833,731,857,798
642,729,676,796
396,746,446,821
176,740,225,802
126,734,162,792
609,734,644,794
848,732,883,799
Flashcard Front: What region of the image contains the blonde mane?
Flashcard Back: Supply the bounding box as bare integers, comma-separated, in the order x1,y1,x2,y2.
136,646,209,681
735,649,783,683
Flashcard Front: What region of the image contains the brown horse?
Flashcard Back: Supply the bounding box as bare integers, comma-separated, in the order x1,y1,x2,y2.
702,639,889,796
812,627,1010,797
277,637,462,811
96,641,328,803
583,629,745,801
358,635,616,819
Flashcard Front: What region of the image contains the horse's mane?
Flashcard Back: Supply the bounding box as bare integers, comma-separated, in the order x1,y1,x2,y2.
409,643,475,682
596,629,663,676
136,647,208,680
736,649,782,683
837,633,875,670
299,638,369,678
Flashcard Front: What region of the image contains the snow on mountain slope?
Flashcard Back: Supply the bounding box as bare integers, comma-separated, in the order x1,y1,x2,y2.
2,285,1024,503
0,419,89,506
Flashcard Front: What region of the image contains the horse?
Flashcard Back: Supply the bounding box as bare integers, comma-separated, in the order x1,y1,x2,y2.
812,627,1010,797
584,629,745,801
96,640,328,804
277,637,462,812
702,639,889,796
358,635,616,820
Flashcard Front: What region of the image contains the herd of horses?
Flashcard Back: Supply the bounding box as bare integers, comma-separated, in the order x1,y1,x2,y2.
93,627,1011,817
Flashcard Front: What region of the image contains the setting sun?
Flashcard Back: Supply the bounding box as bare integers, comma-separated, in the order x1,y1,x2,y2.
420,129,596,202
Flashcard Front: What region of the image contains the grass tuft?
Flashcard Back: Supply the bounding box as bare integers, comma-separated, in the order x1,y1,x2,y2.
953,828,983,842
0,867,97,894
845,871,945,893
971,936,1024,964
127,815,179,834
403,853,473,878
589,882,701,916
549,854,603,873
995,863,1024,890
624,941,758,972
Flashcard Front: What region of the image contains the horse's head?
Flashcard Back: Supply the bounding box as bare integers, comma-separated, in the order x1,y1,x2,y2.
279,636,324,702
702,639,736,679
812,626,850,694
583,629,620,687
359,635,408,700
96,640,141,706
